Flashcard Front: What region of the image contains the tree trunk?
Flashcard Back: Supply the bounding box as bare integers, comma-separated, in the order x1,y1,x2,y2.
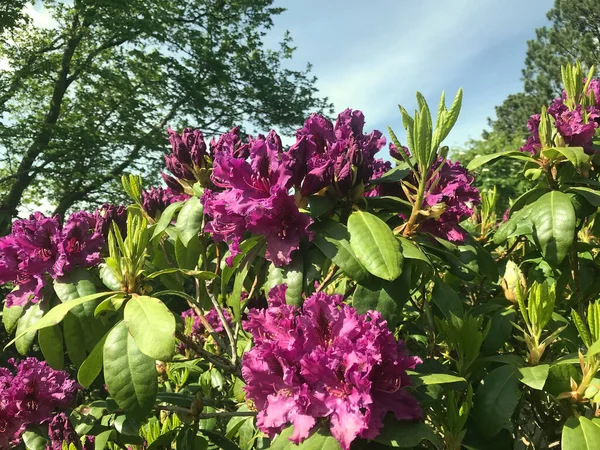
0,14,86,234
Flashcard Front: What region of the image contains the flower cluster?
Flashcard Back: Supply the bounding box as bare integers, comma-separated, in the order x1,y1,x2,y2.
163,127,212,190
47,412,77,450
0,358,80,448
0,207,116,307
419,158,481,242
521,78,600,154
286,109,387,199
242,286,422,449
141,186,189,219
203,129,312,266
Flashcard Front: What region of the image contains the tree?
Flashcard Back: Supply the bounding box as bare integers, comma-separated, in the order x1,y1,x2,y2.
491,0,600,136
0,0,331,234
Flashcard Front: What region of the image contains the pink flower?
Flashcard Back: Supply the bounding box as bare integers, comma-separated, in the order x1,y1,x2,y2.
242,287,422,449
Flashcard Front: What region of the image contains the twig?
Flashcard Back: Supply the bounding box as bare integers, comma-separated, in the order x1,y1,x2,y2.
206,280,238,366
155,404,256,419
175,331,240,376
316,265,338,292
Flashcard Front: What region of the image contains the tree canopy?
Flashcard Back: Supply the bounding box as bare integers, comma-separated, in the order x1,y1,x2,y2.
0,0,331,234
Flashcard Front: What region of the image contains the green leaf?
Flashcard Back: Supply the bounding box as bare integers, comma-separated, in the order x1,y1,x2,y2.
352,270,411,327
369,165,410,184
466,151,532,171
21,428,49,450
63,311,88,367
145,268,217,280
265,256,304,307
410,372,467,386
94,430,114,450
541,147,589,171
397,237,431,265
199,429,242,450
38,325,64,369
270,426,341,450
313,219,370,284
529,191,576,265
374,419,442,448
99,263,122,291
54,268,97,302
78,328,111,388
518,364,550,390
431,280,463,319
472,365,521,438
174,233,203,270
103,321,157,418
175,197,204,245
151,201,184,240
15,302,45,355
3,303,24,333
124,296,176,361
567,186,600,207
348,211,402,281
546,363,581,396
562,416,600,450
4,291,117,350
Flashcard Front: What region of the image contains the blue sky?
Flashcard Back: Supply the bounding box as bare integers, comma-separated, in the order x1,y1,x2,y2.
265,0,554,151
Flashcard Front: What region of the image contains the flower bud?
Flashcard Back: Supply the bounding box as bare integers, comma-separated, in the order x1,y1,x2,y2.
501,261,526,304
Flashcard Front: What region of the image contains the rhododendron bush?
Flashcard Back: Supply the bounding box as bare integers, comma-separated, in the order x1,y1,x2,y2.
3,62,600,450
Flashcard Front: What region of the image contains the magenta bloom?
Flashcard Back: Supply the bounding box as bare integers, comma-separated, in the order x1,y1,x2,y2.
242,287,422,449
288,110,387,198
141,186,189,218
12,212,61,276
0,357,80,447
54,211,105,276
93,203,127,239
418,158,480,243
520,77,600,154
203,131,312,267
47,413,77,450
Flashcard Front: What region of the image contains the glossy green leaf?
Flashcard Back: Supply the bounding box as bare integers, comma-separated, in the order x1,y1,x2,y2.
348,211,402,281
313,220,370,283
270,426,341,450
473,365,521,438
124,296,176,361
431,280,463,319
15,302,45,355
103,321,158,417
518,364,550,390
78,328,111,388
63,312,87,367
467,150,532,171
3,303,24,333
568,186,600,207
541,147,589,171
145,268,217,280
529,191,576,265
54,268,97,302
21,428,49,450
4,291,117,350
411,372,467,386
175,197,204,245
38,325,64,370
151,201,184,240
562,416,600,450
374,419,442,448
397,236,431,265
265,256,304,307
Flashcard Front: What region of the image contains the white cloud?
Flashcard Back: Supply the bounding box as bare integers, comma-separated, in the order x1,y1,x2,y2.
24,2,57,29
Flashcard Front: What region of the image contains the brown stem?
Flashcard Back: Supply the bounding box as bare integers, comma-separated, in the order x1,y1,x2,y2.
175,331,240,376
316,265,338,292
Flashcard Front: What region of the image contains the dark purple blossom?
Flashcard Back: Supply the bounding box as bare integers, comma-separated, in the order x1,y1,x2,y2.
93,203,127,239
364,158,392,197
288,110,387,199
419,158,480,243
47,413,77,450
12,212,61,276
242,287,422,449
520,77,600,154
54,212,104,276
141,187,189,218
203,131,311,267
0,357,80,447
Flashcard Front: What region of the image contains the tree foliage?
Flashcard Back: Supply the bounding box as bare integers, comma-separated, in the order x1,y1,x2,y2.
0,0,331,233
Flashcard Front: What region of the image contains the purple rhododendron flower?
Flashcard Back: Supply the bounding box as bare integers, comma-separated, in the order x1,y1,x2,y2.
0,357,80,447
203,131,312,267
141,186,189,218
364,158,392,197
242,287,422,449
54,211,104,276
47,412,77,450
419,158,480,243
12,212,61,276
288,110,387,199
520,77,600,154
93,203,127,239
